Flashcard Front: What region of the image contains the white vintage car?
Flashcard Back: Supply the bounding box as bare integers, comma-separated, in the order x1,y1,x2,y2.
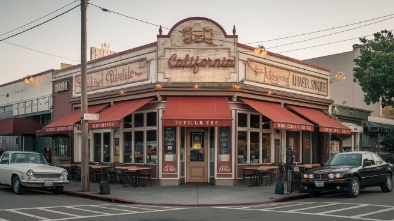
0,151,69,194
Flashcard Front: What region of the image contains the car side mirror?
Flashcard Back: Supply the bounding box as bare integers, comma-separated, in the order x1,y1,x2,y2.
364,161,372,167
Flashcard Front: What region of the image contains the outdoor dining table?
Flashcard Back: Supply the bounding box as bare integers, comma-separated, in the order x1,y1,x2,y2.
243,166,277,186
127,167,152,187
89,164,110,181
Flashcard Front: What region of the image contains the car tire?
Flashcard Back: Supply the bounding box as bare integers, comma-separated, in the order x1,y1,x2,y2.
308,189,321,197
381,173,393,192
13,176,25,195
51,186,64,194
346,176,360,198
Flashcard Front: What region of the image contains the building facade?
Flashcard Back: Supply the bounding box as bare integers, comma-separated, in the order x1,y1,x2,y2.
304,45,394,154
38,17,350,185
0,70,53,157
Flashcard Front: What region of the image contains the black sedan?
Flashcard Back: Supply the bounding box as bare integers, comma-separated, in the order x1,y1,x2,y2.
300,151,393,198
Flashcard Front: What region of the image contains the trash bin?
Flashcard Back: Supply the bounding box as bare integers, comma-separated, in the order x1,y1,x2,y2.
99,181,110,195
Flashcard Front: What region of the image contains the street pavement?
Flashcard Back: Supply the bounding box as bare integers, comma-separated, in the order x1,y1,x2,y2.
63,180,307,206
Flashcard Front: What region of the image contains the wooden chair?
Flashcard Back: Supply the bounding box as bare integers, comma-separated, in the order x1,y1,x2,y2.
138,167,152,187
241,166,256,186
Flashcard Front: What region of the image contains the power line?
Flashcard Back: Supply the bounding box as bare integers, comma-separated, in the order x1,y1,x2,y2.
268,16,394,49
247,13,394,44
0,4,80,42
3,41,79,62
0,1,80,37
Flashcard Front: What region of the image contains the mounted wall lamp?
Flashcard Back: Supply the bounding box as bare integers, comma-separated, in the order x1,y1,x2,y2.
23,76,34,84
119,89,125,96
254,45,268,56
232,84,241,90
330,71,346,83
193,84,200,90
156,84,162,90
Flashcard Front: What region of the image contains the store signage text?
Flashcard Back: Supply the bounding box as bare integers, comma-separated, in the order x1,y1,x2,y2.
246,60,328,96
168,54,235,74
175,120,219,126
274,122,314,131
320,127,351,135
45,125,73,132
90,121,119,129
75,60,148,94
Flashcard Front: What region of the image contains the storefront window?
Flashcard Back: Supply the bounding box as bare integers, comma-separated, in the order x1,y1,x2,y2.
93,133,101,162
262,133,270,163
146,112,157,127
262,115,271,129
250,114,260,128
134,113,144,127
103,132,110,162
238,113,247,127
146,130,157,164
237,131,247,164
124,132,132,163
123,115,132,128
250,132,259,163
52,136,69,158
134,131,144,163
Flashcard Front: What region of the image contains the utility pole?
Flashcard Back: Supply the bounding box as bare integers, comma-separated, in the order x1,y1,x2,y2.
80,0,90,192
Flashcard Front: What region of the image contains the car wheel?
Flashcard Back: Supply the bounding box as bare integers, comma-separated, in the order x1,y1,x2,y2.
346,176,360,198
13,176,25,195
381,173,393,192
51,186,64,194
308,189,321,197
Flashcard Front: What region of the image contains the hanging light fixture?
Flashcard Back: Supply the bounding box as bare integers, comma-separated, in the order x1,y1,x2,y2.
24,77,30,84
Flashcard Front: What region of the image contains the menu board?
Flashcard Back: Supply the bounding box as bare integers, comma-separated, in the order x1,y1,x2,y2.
219,127,230,153
164,126,176,161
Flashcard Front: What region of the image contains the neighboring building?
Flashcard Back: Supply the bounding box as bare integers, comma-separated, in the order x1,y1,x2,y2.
38,17,350,185
304,45,394,153
90,43,116,60
0,70,53,156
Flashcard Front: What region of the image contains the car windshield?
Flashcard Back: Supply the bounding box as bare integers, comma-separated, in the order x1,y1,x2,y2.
10,153,47,164
327,153,362,166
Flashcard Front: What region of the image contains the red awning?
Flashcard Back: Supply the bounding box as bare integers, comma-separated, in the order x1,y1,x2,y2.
89,98,153,129
162,97,232,127
241,98,314,131
38,104,108,136
288,105,351,135
0,118,42,135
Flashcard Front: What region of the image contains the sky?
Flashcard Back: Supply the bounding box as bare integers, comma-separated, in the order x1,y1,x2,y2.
1,0,393,85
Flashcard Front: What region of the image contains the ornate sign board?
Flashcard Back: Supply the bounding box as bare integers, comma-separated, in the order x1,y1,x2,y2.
246,60,329,96
158,18,236,83
74,59,148,94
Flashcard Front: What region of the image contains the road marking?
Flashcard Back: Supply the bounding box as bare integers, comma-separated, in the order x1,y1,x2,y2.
0,204,187,221
216,201,394,221
287,203,338,212
320,204,369,214
351,207,394,218
7,210,47,220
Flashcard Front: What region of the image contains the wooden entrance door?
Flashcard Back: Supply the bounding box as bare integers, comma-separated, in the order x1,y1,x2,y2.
186,128,208,183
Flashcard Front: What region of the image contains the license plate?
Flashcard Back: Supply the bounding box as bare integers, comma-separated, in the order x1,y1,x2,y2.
315,181,324,187
44,181,53,187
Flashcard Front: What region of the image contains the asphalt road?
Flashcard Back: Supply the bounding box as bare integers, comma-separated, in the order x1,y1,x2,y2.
0,185,393,221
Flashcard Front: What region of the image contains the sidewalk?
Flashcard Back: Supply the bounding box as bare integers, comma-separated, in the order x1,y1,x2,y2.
63,180,308,206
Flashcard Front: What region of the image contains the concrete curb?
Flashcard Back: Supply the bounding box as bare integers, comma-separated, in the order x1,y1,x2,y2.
63,190,308,207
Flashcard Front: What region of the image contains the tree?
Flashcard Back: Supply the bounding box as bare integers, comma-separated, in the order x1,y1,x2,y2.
353,30,394,108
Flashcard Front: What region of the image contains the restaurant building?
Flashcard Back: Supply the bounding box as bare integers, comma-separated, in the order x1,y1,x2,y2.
38,17,350,185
